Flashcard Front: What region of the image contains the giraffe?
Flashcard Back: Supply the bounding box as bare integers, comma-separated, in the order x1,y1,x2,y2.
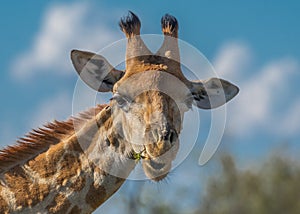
0,12,239,213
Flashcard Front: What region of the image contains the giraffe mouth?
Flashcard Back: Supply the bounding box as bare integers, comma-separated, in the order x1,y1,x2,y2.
130,139,179,181
141,142,179,181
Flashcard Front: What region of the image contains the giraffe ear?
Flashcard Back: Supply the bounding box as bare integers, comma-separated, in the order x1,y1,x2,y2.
190,78,239,109
71,50,124,92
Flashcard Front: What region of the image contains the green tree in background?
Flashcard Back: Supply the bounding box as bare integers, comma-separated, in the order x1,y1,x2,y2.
199,155,300,214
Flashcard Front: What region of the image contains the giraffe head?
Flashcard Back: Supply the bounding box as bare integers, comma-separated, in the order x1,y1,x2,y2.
70,12,239,181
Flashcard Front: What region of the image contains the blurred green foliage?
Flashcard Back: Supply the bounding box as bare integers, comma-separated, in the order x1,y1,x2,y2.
199,155,300,214
125,154,300,214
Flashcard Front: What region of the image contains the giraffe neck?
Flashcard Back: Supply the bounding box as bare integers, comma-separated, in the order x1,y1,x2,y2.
0,106,136,213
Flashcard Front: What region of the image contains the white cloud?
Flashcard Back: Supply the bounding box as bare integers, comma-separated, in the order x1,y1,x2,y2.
229,58,298,135
213,41,252,81
11,2,120,80
31,92,72,128
214,42,299,137
280,99,300,135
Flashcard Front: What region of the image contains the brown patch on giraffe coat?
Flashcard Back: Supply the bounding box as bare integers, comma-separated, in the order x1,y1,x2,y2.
46,193,71,214
28,143,65,179
56,153,82,186
105,117,113,129
108,136,119,149
70,176,86,192
67,138,84,153
85,183,107,209
106,135,127,155
100,113,128,155
37,184,50,202
4,166,50,209
69,205,82,214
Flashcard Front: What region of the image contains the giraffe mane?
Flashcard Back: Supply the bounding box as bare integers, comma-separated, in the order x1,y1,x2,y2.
0,104,107,175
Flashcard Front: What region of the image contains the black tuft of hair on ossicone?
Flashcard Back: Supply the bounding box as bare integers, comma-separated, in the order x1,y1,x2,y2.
119,11,141,36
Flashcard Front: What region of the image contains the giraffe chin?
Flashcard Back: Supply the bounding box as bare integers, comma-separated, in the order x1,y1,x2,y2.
142,157,172,181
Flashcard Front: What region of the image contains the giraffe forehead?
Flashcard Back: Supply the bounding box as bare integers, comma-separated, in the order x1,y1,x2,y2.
135,91,174,111
115,70,191,100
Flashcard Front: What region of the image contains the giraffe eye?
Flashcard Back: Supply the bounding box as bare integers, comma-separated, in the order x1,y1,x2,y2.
112,94,130,111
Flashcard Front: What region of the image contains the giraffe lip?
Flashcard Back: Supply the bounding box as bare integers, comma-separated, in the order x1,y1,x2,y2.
149,159,166,170
142,158,172,181
143,152,172,171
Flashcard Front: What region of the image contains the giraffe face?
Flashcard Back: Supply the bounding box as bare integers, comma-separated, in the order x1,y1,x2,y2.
71,12,239,181
111,71,192,181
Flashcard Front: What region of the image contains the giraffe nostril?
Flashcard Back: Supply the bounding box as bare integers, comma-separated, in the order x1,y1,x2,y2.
169,131,175,143
169,129,177,144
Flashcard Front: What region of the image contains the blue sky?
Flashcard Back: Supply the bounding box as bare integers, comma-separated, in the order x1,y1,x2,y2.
1,0,300,213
